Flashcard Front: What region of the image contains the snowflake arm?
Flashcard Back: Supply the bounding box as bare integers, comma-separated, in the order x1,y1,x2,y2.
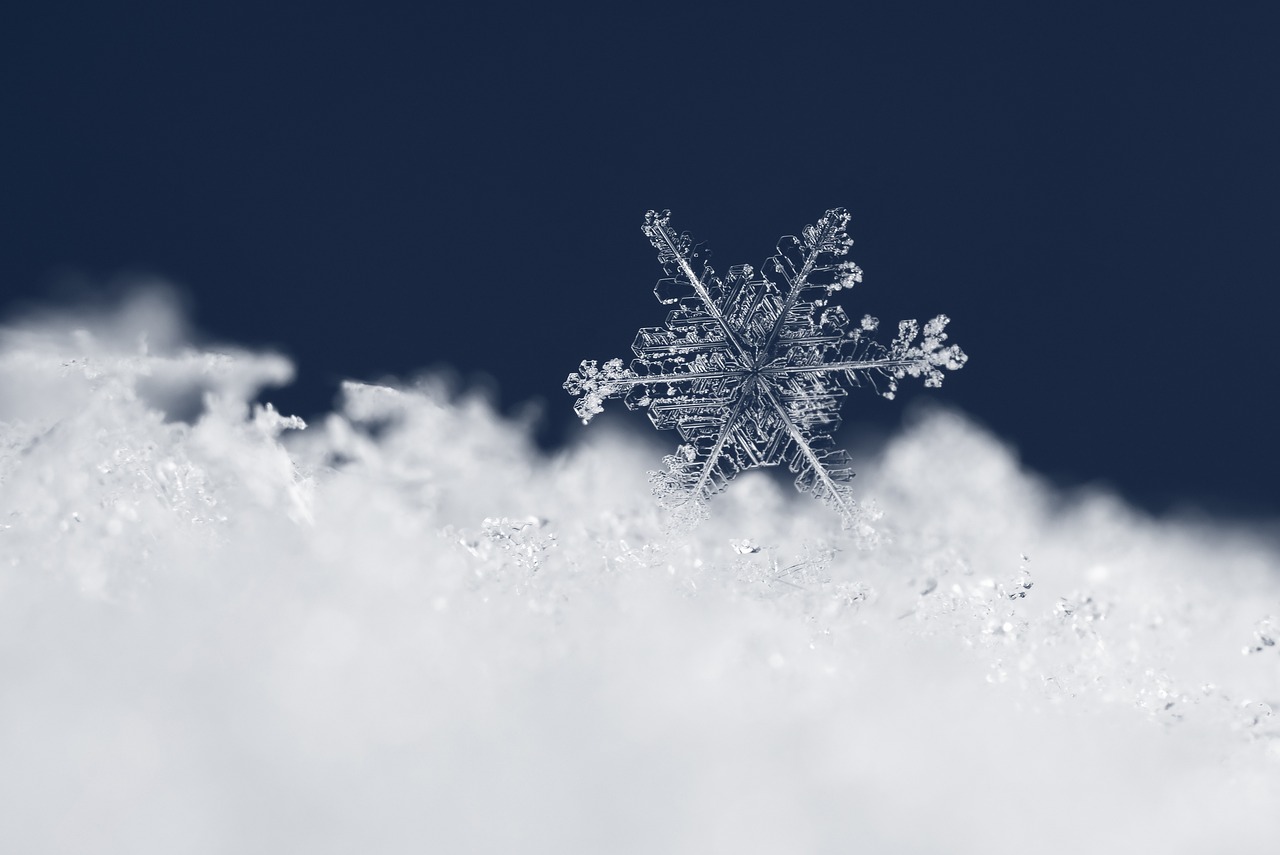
759,207,864,356
641,210,753,358
564,209,967,525
761,314,968,398
765,389,859,522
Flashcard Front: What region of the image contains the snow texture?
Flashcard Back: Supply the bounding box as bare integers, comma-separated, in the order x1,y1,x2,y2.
565,209,966,526
2,292,1279,854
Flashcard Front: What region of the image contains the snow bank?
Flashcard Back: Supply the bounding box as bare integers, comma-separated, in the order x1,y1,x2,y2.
1,293,1277,853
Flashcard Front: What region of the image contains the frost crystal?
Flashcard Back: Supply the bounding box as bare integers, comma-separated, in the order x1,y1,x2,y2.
565,209,967,525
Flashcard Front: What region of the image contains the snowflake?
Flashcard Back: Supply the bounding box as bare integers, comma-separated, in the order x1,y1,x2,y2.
564,209,967,526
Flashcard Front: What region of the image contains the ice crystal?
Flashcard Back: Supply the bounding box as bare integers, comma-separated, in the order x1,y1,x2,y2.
565,209,967,525
1244,615,1277,655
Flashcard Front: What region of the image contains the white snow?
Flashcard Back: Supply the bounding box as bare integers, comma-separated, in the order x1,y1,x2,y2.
1,291,1278,853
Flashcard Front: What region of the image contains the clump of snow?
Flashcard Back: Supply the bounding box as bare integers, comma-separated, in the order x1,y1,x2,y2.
1,293,1278,854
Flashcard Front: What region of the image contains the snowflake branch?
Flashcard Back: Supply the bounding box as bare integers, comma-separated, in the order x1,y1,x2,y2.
760,385,858,524
643,211,751,358
685,381,756,501
762,357,922,377
760,212,847,355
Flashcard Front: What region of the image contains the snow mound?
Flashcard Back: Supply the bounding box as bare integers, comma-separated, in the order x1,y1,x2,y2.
1,294,1277,853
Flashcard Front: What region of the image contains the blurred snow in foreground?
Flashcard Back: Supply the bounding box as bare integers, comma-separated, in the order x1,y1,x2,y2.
1,293,1278,854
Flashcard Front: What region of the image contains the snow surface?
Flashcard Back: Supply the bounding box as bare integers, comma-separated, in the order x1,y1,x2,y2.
1,291,1278,854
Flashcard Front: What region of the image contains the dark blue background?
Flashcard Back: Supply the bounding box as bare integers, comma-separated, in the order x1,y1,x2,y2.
3,2,1278,517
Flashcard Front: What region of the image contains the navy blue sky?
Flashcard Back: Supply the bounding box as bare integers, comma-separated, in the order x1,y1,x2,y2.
2,2,1278,517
